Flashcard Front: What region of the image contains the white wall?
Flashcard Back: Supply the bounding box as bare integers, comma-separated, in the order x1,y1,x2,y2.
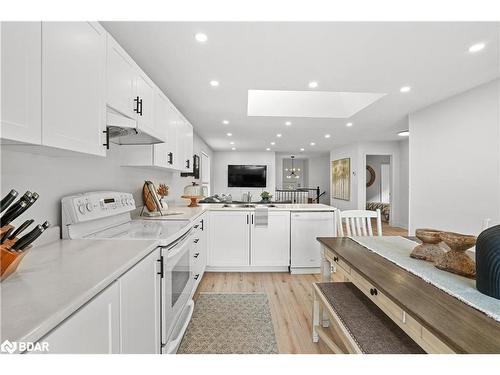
366,155,391,202
212,151,276,201
330,140,407,228
307,154,331,205
398,139,409,229
0,133,213,227
409,79,500,235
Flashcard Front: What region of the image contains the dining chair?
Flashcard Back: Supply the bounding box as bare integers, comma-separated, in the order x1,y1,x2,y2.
337,209,382,237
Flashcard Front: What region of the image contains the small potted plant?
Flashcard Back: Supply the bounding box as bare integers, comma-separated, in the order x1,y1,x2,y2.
260,191,273,203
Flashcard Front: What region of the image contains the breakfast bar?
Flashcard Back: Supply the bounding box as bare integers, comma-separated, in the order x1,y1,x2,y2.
316,237,500,354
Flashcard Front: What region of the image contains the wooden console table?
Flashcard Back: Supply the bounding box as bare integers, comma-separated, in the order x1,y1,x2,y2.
318,237,500,353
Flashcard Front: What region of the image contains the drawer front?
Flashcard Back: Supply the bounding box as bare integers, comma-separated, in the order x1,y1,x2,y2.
421,327,455,354
326,250,351,275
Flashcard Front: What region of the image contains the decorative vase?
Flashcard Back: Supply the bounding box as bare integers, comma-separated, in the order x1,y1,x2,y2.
476,225,500,300
410,228,446,262
434,232,477,279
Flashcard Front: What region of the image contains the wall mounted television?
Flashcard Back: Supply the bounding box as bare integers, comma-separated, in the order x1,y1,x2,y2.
228,165,267,187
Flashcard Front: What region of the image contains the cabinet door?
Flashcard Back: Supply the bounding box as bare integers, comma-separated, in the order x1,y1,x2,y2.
208,211,250,267
106,34,137,119
119,249,161,354
42,282,120,354
153,91,177,169
136,71,157,139
1,22,42,144
175,115,193,172
251,211,290,266
42,22,106,156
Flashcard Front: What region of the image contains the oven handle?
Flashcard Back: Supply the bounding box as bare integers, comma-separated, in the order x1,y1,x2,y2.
163,228,193,259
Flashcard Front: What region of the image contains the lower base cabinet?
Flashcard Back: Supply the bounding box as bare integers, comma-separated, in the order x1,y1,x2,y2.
119,249,161,353
42,281,121,354
39,249,161,354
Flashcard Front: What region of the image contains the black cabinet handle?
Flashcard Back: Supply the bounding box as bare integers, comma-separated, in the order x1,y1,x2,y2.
138,98,143,116
194,225,199,229
194,238,199,243
370,288,378,296
201,219,204,231
247,214,249,224
193,253,200,258
186,159,190,169
251,214,254,225
194,274,200,280
333,256,339,262
167,152,173,165
102,128,110,150
134,96,140,113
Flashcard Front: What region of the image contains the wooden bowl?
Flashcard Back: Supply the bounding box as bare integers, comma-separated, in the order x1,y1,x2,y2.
435,232,477,279
439,232,477,252
411,229,445,262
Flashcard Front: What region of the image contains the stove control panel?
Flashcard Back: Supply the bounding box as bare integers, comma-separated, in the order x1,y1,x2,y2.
62,191,136,224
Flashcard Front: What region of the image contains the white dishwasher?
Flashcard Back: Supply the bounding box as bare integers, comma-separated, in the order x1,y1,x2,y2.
290,211,335,274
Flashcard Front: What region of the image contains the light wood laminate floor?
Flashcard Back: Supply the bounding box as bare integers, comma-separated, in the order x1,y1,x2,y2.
195,223,407,354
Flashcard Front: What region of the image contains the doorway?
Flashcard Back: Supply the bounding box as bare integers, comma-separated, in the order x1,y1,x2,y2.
365,155,391,223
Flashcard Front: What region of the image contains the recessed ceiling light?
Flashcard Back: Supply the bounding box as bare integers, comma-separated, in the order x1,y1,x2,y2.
231,147,236,151
324,134,331,138
194,33,208,43
468,42,485,53
222,120,229,125
308,81,318,89
270,141,276,145
230,141,234,145
400,86,411,93
398,130,410,137
310,142,316,146
276,133,282,138
346,122,353,127
285,121,292,126
226,132,232,137
300,148,305,152
266,147,271,151
210,80,219,87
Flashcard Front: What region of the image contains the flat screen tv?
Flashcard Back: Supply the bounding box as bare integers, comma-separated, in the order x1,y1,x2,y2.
228,165,267,187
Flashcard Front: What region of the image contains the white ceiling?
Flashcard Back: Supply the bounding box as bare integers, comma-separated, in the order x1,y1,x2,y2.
101,22,500,153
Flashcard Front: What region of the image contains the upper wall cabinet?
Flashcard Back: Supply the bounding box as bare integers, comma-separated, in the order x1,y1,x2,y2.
153,89,179,169
1,22,42,144
42,22,107,156
106,35,137,120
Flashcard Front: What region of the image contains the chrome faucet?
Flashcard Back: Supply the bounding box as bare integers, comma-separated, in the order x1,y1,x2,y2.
247,191,252,203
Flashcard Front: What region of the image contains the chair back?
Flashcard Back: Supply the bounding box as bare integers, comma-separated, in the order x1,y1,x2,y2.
337,209,382,237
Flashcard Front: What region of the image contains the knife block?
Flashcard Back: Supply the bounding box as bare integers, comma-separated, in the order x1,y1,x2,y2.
0,226,31,281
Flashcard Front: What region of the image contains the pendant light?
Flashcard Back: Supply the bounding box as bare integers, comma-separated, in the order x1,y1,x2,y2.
286,156,300,179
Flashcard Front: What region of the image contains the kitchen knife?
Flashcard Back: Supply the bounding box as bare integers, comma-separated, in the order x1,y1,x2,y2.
0,200,28,227
2,191,32,218
16,192,39,217
0,227,14,244
8,219,34,240
12,221,50,251
0,189,18,213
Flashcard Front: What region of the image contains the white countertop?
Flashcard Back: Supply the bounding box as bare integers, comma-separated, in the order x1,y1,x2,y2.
138,203,336,222
0,238,158,345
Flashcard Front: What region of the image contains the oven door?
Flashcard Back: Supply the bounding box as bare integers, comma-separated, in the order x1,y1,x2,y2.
161,227,194,348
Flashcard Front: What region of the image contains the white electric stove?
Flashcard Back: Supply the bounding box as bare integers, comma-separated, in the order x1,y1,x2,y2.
61,191,196,354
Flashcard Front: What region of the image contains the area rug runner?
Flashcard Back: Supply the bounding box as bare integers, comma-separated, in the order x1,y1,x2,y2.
177,293,278,354
348,236,500,321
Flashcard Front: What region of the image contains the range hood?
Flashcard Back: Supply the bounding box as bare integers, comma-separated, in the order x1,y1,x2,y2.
106,107,163,145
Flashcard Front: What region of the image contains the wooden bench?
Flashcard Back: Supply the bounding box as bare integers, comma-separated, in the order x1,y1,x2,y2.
312,282,425,354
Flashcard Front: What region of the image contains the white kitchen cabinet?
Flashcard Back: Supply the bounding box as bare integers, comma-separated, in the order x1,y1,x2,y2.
1,22,42,144
192,213,208,288
251,211,290,267
178,117,194,172
106,34,137,120
42,22,107,156
42,281,120,354
135,71,159,140
153,90,179,169
208,211,250,267
119,249,161,354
